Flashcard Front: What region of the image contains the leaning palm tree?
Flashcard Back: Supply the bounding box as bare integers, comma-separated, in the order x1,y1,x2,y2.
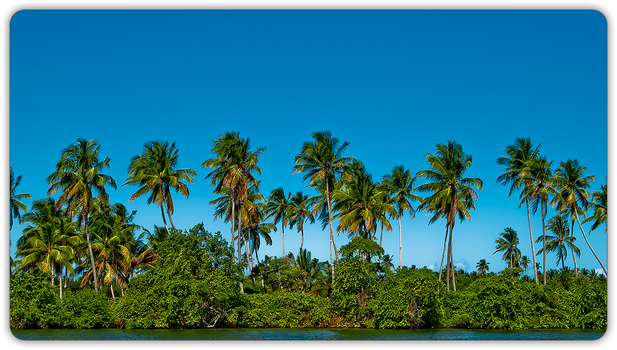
493,227,521,269
496,137,542,284
293,131,354,283
382,165,423,269
124,140,196,235
583,184,607,234
417,141,483,292
46,138,117,290
265,188,290,256
476,259,490,275
552,159,606,276
520,156,558,285
10,167,32,230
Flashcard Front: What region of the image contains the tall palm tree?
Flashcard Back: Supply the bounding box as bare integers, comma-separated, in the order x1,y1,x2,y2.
417,141,483,292
293,131,354,283
47,138,117,290
203,132,265,266
536,214,580,270
493,227,521,269
287,191,315,251
124,140,196,235
520,156,558,285
382,165,423,269
10,167,32,230
519,255,530,276
496,137,541,284
265,188,290,256
476,259,490,275
552,160,606,276
583,184,607,234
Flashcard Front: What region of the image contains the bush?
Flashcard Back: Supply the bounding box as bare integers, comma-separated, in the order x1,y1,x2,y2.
238,292,331,328
60,287,113,328
10,271,62,329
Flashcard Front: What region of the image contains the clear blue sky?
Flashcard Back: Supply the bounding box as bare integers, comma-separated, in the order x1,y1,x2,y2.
9,10,607,274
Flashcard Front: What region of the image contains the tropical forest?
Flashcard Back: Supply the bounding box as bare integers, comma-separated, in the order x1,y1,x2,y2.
9,132,607,331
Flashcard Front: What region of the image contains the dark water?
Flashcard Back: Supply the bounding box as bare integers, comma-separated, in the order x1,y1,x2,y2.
11,328,606,340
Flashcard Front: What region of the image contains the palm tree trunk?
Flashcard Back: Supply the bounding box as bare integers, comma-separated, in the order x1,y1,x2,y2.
438,224,448,290
162,198,176,229
300,228,304,251
160,205,171,235
575,213,607,276
325,179,336,285
84,209,99,291
571,220,578,277
231,199,236,264
282,222,285,257
110,281,115,298
526,200,539,284
59,268,63,300
398,217,403,269
449,222,456,292
541,201,547,285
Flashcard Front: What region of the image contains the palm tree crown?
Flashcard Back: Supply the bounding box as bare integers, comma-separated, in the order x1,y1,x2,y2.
10,167,32,230
493,227,521,269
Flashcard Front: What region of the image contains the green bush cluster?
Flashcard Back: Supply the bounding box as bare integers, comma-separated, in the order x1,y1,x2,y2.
10,228,607,331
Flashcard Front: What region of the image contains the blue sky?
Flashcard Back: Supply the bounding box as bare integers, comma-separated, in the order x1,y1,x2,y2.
9,10,607,275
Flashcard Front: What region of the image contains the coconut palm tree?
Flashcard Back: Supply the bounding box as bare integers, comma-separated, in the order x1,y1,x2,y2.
536,214,580,270
520,156,558,285
476,259,490,275
15,198,80,299
265,188,290,256
287,191,315,251
551,160,606,276
493,227,521,269
124,140,196,235
416,141,483,292
333,160,396,243
496,137,542,284
583,184,607,234
293,131,354,283
382,165,423,269
46,138,117,290
10,167,32,230
203,132,265,266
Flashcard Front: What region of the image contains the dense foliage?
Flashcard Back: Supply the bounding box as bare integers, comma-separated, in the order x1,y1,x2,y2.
10,227,607,330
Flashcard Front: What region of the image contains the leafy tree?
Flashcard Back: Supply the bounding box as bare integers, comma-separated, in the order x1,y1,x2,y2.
497,137,542,284
47,138,117,290
417,141,483,291
493,227,521,269
124,140,196,234
293,131,354,284
381,165,423,268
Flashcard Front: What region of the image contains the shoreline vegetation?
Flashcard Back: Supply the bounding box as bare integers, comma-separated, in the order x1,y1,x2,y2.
10,132,607,331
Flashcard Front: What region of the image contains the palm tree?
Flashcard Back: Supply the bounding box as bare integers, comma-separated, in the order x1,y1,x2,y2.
293,131,354,284
333,160,397,243
476,259,490,275
536,214,580,270
493,227,521,269
519,255,530,276
203,132,265,267
124,140,196,235
265,188,290,256
417,141,483,292
382,165,423,269
496,137,541,284
15,198,80,299
520,156,558,285
287,191,315,251
583,184,607,234
46,138,117,290
10,167,32,230
552,160,606,276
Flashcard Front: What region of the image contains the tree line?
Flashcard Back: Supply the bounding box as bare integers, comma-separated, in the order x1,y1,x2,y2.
10,132,607,300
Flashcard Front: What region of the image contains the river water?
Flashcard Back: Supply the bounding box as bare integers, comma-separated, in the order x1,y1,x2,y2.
11,328,605,340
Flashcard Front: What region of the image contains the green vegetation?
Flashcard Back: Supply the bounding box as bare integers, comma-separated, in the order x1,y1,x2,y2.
10,133,607,330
